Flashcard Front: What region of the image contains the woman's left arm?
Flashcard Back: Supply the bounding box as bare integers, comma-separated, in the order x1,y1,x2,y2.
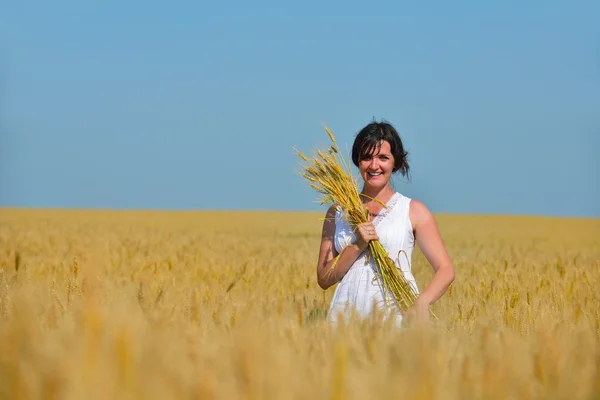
408,200,455,315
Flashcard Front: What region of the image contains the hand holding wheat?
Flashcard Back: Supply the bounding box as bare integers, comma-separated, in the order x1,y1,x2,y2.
354,222,379,252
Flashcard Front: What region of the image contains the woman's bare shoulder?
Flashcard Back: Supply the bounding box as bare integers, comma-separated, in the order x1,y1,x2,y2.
322,204,340,226
320,204,339,241
325,203,341,216
408,199,435,229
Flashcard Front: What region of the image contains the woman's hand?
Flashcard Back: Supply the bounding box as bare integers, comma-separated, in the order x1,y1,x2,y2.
404,299,431,326
355,222,379,251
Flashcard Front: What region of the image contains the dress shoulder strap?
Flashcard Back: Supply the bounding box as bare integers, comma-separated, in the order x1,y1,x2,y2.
389,192,413,238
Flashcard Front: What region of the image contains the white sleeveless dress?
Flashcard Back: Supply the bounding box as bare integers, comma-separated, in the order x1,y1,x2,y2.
327,192,420,327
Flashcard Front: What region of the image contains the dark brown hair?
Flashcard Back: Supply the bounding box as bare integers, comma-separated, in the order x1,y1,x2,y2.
351,120,410,178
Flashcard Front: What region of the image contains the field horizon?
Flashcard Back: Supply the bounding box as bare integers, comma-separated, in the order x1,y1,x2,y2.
3,206,598,220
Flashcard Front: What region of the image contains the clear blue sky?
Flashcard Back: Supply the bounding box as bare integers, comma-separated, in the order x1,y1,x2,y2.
1,1,598,217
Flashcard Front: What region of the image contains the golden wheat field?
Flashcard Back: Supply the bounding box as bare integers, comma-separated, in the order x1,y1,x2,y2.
0,208,599,400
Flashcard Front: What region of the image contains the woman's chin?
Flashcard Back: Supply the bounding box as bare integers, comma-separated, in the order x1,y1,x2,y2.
363,177,388,190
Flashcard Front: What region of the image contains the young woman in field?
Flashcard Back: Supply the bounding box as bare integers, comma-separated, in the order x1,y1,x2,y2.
316,120,455,327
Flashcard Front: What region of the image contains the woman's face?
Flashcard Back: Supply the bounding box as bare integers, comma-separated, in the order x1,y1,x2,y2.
358,140,395,191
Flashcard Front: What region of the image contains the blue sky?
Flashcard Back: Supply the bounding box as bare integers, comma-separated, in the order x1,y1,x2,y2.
1,1,598,217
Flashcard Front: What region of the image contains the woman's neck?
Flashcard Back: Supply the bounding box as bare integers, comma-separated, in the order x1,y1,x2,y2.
360,185,395,204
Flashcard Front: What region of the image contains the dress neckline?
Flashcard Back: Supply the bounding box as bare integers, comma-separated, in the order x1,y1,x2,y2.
372,192,400,227
334,192,400,227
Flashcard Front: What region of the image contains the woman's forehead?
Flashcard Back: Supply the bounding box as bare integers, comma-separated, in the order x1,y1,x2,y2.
362,140,391,156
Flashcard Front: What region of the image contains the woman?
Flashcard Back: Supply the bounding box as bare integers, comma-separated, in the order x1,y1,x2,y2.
316,120,455,327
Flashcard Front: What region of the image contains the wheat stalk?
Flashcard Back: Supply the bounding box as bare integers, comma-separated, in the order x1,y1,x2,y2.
295,124,433,318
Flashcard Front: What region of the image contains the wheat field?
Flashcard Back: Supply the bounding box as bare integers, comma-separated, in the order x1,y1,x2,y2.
0,208,599,399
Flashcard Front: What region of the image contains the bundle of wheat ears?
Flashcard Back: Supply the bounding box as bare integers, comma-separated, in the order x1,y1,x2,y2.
295,124,432,317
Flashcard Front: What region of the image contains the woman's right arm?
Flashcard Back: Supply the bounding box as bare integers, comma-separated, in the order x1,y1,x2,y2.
316,206,374,290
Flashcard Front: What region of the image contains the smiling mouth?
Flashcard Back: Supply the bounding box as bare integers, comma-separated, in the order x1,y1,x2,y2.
368,172,382,177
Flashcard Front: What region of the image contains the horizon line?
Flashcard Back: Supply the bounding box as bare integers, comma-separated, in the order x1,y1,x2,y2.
1,206,598,220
